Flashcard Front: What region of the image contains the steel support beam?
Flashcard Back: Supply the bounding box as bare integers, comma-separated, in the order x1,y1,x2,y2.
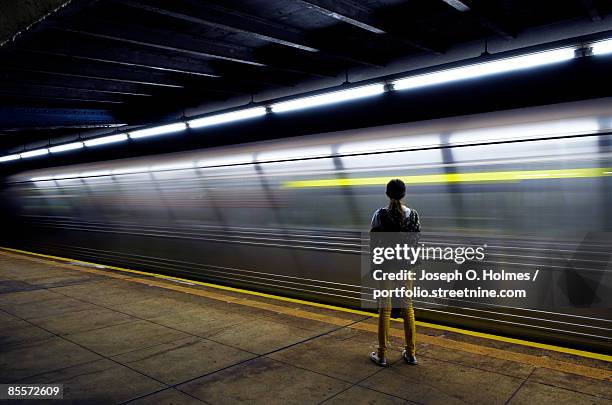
114,0,385,67
0,0,71,47
55,23,265,66
440,0,515,39
0,84,129,103
580,0,602,22
22,34,221,77
4,50,265,94
296,0,385,34
115,0,319,52
0,94,125,105
0,71,155,96
3,53,186,88
22,33,305,88
296,0,442,53
0,107,119,130
55,21,337,77
440,0,470,12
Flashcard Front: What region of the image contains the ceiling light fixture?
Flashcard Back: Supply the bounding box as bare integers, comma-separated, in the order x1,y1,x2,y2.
270,84,386,113
129,123,187,139
392,48,576,91
0,154,21,163
84,134,128,147
49,142,84,153
188,107,267,129
591,39,612,55
20,149,49,159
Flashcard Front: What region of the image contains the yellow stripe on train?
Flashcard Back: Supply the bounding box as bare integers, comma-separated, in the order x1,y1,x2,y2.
283,167,612,188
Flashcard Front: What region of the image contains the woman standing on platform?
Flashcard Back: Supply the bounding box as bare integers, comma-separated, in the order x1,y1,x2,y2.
369,179,420,367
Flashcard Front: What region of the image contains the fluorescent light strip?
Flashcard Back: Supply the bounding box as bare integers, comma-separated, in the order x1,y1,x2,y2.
129,122,187,139
270,83,386,113
0,154,20,163
84,134,128,147
591,39,612,55
20,148,49,158
392,47,576,91
188,107,267,129
49,142,84,153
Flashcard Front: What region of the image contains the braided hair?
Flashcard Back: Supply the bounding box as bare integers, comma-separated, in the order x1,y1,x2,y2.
386,179,406,224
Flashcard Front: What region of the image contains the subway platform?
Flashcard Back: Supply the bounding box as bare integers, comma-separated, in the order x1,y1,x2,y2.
0,248,610,405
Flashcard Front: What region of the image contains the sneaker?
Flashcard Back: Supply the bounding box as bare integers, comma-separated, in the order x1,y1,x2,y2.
402,350,418,365
369,351,388,367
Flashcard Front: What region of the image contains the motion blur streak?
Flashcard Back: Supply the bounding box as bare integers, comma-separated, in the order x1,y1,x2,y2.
284,168,612,188
2,98,612,353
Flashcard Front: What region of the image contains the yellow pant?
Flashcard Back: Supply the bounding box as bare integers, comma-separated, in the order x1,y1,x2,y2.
377,306,416,358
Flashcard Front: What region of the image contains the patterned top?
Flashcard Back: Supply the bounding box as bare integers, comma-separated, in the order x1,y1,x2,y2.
370,206,421,233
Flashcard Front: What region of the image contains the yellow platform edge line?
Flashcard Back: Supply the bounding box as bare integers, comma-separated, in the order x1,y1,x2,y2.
1,246,610,363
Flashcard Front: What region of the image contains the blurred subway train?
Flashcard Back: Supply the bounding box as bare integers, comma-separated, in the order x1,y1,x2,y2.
1,98,611,353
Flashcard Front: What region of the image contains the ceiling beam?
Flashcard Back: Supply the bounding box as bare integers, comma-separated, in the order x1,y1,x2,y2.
27,48,217,77
21,35,221,78
111,0,384,67
440,0,470,12
30,52,260,96
439,0,515,40
17,69,182,88
295,0,385,34
0,84,130,103
476,17,515,40
580,0,602,22
3,67,255,98
0,71,155,96
54,22,265,66
0,106,120,131
115,0,319,52
3,54,186,88
22,33,305,88
0,93,125,105
0,0,100,49
207,61,305,87
40,49,292,89
0,0,69,46
0,81,151,97
296,0,441,53
55,21,336,77
6,50,258,96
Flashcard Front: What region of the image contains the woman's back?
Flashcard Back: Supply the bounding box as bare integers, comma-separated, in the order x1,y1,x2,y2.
370,205,421,233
